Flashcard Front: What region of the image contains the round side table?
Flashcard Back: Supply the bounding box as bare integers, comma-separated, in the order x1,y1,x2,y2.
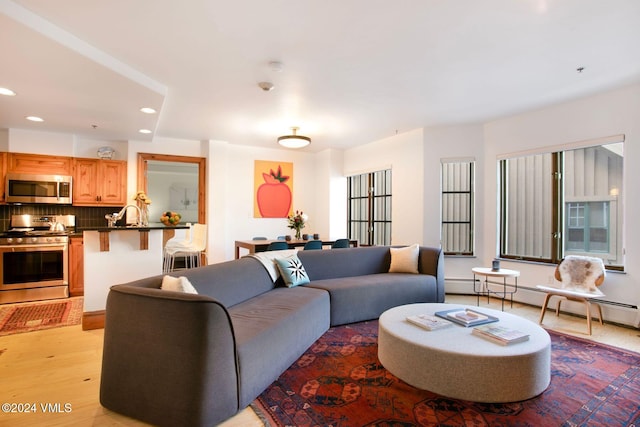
472,267,520,311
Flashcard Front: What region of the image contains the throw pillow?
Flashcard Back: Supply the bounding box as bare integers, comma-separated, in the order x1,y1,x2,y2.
274,254,310,288
389,244,420,274
161,275,198,294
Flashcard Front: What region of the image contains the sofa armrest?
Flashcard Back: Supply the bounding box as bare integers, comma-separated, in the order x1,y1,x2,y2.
418,246,445,302
100,285,239,427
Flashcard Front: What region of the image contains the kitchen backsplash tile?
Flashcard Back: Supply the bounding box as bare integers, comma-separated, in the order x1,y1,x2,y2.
0,204,122,231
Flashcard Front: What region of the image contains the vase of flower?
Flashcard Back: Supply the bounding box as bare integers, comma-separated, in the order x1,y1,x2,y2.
287,210,308,240
134,191,151,226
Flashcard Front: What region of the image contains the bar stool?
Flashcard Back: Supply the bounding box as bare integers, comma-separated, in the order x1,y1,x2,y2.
163,223,207,272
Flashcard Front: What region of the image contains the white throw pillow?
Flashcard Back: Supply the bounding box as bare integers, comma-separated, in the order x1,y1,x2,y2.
161,275,198,294
388,244,420,274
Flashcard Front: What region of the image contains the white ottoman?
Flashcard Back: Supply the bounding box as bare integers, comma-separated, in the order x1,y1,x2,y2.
378,303,551,402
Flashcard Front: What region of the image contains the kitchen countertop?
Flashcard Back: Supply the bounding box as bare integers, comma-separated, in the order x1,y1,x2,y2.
75,223,189,233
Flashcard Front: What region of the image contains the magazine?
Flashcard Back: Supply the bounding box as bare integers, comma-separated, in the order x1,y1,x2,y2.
434,308,499,327
406,314,453,331
472,324,530,345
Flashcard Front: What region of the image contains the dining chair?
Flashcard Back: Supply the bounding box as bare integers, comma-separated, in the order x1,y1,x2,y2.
303,240,323,250
266,241,289,251
331,238,351,249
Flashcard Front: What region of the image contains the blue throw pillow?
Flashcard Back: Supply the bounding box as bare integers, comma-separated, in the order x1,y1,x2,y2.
274,254,310,288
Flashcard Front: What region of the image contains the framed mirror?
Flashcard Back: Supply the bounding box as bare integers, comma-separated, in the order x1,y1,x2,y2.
137,153,206,225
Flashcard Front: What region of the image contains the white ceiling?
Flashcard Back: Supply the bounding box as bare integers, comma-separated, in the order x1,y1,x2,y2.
1,0,639,152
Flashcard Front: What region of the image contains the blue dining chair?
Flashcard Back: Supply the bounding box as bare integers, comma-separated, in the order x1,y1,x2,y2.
303,240,323,250
266,241,289,251
331,238,350,249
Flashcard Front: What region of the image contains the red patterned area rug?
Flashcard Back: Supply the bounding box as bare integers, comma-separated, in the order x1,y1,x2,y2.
0,298,83,336
253,320,640,427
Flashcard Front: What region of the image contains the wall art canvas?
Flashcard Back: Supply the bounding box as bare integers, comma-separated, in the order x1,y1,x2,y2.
254,160,293,218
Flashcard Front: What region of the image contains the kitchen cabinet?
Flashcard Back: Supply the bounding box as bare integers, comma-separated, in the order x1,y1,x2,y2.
69,236,84,296
73,158,127,206
0,152,6,203
7,152,72,175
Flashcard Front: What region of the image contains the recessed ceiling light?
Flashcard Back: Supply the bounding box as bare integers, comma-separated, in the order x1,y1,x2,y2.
25,116,44,122
140,107,156,114
0,87,16,96
139,129,152,134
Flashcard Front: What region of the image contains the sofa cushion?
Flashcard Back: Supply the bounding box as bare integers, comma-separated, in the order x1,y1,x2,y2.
388,244,419,273
229,286,330,407
306,273,438,326
298,246,391,280
177,257,276,307
274,254,310,287
161,275,198,294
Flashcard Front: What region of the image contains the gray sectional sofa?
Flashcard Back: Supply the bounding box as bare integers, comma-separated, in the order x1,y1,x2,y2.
99,245,444,426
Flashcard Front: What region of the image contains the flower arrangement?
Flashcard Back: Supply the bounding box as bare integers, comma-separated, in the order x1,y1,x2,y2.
287,210,308,240
134,191,151,226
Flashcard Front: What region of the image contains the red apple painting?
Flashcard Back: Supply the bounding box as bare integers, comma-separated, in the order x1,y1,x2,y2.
254,161,293,218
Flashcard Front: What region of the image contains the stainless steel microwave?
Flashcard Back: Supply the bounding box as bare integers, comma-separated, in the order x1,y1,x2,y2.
5,173,73,204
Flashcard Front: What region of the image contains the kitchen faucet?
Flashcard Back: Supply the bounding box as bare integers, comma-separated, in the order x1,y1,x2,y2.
106,204,142,227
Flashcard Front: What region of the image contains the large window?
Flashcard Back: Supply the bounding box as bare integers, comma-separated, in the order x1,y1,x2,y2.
441,159,475,255
499,137,624,269
347,169,391,246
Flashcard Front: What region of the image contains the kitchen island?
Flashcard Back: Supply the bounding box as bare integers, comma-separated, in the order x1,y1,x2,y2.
81,223,188,329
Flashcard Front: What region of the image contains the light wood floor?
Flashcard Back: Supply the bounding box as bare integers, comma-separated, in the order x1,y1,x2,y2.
0,294,638,427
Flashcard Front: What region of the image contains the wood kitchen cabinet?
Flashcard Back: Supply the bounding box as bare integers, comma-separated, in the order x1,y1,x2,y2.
69,236,84,296
7,152,72,175
0,152,6,203
73,158,127,206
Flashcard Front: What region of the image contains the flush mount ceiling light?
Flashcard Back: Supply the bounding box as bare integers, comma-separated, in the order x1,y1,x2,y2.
140,107,157,114
25,115,44,122
0,87,16,96
277,127,311,149
139,129,152,134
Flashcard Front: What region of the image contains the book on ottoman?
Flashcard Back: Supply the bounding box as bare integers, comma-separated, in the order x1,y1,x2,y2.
435,308,499,327
406,314,453,331
472,324,530,345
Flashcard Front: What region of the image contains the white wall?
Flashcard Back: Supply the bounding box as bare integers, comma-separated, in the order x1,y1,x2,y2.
343,128,424,245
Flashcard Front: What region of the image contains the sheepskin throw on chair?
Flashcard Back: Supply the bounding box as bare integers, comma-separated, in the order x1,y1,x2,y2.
556,255,605,294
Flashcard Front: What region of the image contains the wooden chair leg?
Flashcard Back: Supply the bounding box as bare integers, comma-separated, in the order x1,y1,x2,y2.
583,299,592,335
539,293,553,325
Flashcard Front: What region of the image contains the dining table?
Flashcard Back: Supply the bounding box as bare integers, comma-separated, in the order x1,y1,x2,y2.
234,238,358,259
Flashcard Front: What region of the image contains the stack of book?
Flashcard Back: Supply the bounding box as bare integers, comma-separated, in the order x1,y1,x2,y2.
472,324,530,345
435,308,499,327
406,314,453,331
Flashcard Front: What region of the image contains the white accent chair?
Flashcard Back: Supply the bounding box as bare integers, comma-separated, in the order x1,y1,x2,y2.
163,223,207,273
537,255,606,335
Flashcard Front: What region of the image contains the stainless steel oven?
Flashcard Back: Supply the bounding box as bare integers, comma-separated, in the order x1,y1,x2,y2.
0,215,73,304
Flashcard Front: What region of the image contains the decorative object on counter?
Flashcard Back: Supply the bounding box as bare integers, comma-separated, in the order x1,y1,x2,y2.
97,146,115,159
134,191,152,226
313,233,320,240
492,259,500,271
160,211,182,226
287,209,307,240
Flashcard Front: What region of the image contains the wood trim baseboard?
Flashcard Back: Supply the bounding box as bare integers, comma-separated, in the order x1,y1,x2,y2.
82,310,105,330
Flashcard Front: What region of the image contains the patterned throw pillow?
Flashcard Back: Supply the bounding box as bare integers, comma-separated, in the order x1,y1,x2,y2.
275,254,310,288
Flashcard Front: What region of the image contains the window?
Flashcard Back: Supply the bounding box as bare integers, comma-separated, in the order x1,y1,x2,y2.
499,137,624,269
441,159,475,255
347,169,391,246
